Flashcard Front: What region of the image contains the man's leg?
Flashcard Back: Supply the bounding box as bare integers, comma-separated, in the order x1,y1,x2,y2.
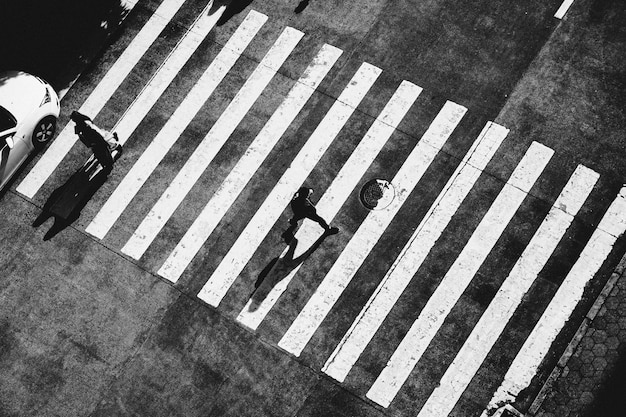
305,209,331,231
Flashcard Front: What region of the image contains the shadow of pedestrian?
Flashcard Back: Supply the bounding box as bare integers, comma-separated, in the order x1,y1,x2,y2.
294,0,310,14
248,229,330,311
32,163,109,241
208,0,255,26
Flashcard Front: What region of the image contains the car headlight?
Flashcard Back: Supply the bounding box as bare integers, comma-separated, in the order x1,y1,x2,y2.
40,88,51,107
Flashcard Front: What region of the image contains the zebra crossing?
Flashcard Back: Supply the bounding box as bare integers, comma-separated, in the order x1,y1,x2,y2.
86,9,267,240
425,165,598,417
16,0,198,198
15,3,626,416
121,24,304,259
236,79,422,330
276,100,468,357
366,141,555,407
157,41,344,282
322,121,510,384
198,60,383,305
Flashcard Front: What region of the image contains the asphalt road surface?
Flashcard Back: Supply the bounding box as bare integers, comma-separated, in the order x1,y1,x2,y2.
1,0,625,416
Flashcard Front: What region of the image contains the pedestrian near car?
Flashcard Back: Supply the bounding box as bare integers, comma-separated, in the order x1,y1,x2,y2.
70,111,120,175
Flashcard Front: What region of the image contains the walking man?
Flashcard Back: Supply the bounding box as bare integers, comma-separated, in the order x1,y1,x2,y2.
288,187,339,234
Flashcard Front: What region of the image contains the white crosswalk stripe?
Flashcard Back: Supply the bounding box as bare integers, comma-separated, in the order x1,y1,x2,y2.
112,3,224,145
17,0,191,198
237,80,423,330
86,10,267,239
418,165,598,417
555,0,575,19
322,121,509,383
18,5,626,415
482,185,626,417
197,62,382,307
158,43,343,282
278,101,468,357
366,141,554,407
122,25,305,259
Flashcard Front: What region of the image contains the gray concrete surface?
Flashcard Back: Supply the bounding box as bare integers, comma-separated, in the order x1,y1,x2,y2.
1,0,625,416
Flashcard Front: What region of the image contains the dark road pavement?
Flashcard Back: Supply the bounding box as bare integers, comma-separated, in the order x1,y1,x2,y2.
1,0,625,416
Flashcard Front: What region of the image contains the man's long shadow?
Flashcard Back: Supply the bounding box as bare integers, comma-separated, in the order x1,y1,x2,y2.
248,228,330,311
32,165,108,241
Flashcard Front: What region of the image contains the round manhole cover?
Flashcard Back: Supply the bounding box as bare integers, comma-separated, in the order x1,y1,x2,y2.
359,179,395,210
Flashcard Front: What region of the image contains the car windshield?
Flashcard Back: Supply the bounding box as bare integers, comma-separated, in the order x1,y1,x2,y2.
0,106,17,132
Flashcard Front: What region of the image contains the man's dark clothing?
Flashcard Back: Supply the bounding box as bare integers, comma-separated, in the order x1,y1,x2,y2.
290,187,330,231
71,111,115,173
78,126,113,173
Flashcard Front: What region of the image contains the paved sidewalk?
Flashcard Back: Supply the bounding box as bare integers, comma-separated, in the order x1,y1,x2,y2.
528,254,626,416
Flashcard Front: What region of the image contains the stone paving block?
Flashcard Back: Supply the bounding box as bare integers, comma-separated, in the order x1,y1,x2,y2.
567,356,582,371
580,391,594,406
578,336,594,351
591,329,607,344
606,322,620,334
580,349,594,365
605,349,620,364
604,297,619,310
592,357,607,372
593,316,607,330
565,369,581,385
592,344,608,357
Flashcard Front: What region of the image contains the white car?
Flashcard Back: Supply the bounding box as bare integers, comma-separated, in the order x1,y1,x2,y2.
0,70,60,190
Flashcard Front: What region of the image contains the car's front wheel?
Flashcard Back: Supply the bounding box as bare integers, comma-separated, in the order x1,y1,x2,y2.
32,116,57,149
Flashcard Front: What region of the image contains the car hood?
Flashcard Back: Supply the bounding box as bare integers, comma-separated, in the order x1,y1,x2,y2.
0,71,47,121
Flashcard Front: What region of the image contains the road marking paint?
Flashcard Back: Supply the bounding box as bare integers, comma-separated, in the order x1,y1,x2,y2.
366,141,554,408
17,0,189,198
277,101,468,357
121,26,305,259
120,0,140,9
236,80,423,329
85,10,267,239
112,4,226,144
322,121,509,383
418,165,598,417
555,0,575,19
197,62,382,307
481,186,626,417
157,43,343,282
